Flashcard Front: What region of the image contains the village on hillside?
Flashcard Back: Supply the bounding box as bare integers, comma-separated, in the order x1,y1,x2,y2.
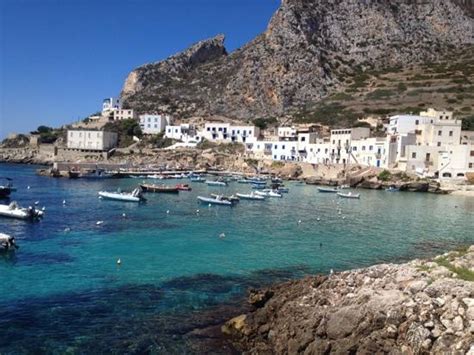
2,95,474,191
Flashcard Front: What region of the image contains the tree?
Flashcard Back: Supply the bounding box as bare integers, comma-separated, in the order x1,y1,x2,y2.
37,125,52,133
461,116,474,131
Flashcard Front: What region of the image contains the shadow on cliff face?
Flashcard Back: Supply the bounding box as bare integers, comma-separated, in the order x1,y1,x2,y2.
0,265,312,353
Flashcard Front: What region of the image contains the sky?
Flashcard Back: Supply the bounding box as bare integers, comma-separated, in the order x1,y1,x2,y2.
0,0,280,138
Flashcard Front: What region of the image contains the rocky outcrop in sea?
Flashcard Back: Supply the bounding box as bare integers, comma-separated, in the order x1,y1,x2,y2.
223,246,474,354
121,0,474,119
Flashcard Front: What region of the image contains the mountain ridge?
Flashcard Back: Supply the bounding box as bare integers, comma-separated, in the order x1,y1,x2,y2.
121,0,474,120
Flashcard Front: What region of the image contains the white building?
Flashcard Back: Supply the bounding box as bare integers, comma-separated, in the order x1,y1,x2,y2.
329,128,371,165
165,124,201,144
102,97,122,113
112,109,137,121
67,130,117,151
139,114,171,135
201,123,260,144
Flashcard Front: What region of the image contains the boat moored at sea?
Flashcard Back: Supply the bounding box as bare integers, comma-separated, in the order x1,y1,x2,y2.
140,184,179,193
197,195,234,206
236,192,265,200
337,191,360,199
255,190,282,198
317,187,339,193
190,176,205,182
210,193,240,203
0,201,44,220
176,184,192,191
385,186,400,192
205,180,227,187
0,178,13,198
98,188,145,202
0,233,18,252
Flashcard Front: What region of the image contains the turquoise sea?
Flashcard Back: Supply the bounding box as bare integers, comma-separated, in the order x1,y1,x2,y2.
0,163,473,353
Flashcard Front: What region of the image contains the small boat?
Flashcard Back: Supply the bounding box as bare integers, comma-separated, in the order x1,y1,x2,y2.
172,174,186,179
337,192,360,199
249,179,267,185
0,201,44,220
176,184,192,191
68,170,80,179
271,177,283,184
255,190,282,198
98,188,145,202
339,184,350,189
237,178,251,184
81,169,113,179
147,174,164,179
210,193,240,203
317,187,339,193
251,184,267,190
190,176,205,182
206,180,227,186
0,233,18,252
1,177,17,192
236,192,265,200
197,196,234,206
140,184,179,193
276,187,289,193
0,178,12,199
385,186,400,192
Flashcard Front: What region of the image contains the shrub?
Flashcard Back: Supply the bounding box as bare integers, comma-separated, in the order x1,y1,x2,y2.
378,170,392,181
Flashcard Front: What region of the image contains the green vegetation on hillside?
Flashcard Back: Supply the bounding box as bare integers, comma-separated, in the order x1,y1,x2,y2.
103,119,142,148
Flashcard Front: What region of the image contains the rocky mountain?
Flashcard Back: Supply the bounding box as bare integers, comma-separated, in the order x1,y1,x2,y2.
122,0,474,120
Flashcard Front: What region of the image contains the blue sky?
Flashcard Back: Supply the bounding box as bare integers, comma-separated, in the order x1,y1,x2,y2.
0,0,280,137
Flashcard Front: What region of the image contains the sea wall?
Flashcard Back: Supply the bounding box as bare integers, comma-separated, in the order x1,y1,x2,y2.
223,246,474,354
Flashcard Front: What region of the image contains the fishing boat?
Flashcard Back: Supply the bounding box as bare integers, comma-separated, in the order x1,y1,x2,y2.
236,192,265,200
337,191,360,199
210,193,240,203
385,186,400,192
0,201,44,220
140,184,179,193
317,187,339,193
255,190,282,198
98,188,145,202
176,184,192,191
0,233,18,252
197,196,234,206
205,180,227,187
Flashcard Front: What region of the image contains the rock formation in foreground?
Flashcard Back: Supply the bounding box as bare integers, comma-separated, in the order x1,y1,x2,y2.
223,246,474,354
122,0,474,119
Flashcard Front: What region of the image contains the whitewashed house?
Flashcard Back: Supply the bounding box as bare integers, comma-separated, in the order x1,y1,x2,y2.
139,114,171,134
201,123,259,144
165,124,201,143
102,97,122,114
67,130,117,151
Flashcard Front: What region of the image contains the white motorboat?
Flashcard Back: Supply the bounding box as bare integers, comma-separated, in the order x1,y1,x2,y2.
317,187,339,193
205,180,227,187
0,233,18,251
147,174,164,179
337,191,360,199
255,190,282,198
0,202,44,220
98,188,145,202
236,192,265,200
197,196,234,206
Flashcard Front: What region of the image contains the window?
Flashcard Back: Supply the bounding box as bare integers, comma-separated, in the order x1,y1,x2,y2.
415,120,419,125
147,124,150,128
168,129,171,133
469,163,473,168
470,151,474,157
449,131,453,137
218,128,222,132
437,142,441,147
438,130,442,136
301,137,306,141
352,147,357,151
274,145,278,149
369,146,373,151
154,124,157,128
412,152,417,159
274,155,277,160
232,130,235,135
282,145,285,149
332,140,335,144
148,118,151,122
207,127,210,131
362,146,366,151
154,118,157,122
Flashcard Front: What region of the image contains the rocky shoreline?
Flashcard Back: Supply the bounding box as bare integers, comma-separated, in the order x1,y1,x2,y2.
222,246,474,354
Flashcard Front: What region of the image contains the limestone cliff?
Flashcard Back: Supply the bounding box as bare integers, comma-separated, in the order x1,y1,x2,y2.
122,0,474,119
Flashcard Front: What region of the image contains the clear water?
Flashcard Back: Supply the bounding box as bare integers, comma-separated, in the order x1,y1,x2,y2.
0,164,472,353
